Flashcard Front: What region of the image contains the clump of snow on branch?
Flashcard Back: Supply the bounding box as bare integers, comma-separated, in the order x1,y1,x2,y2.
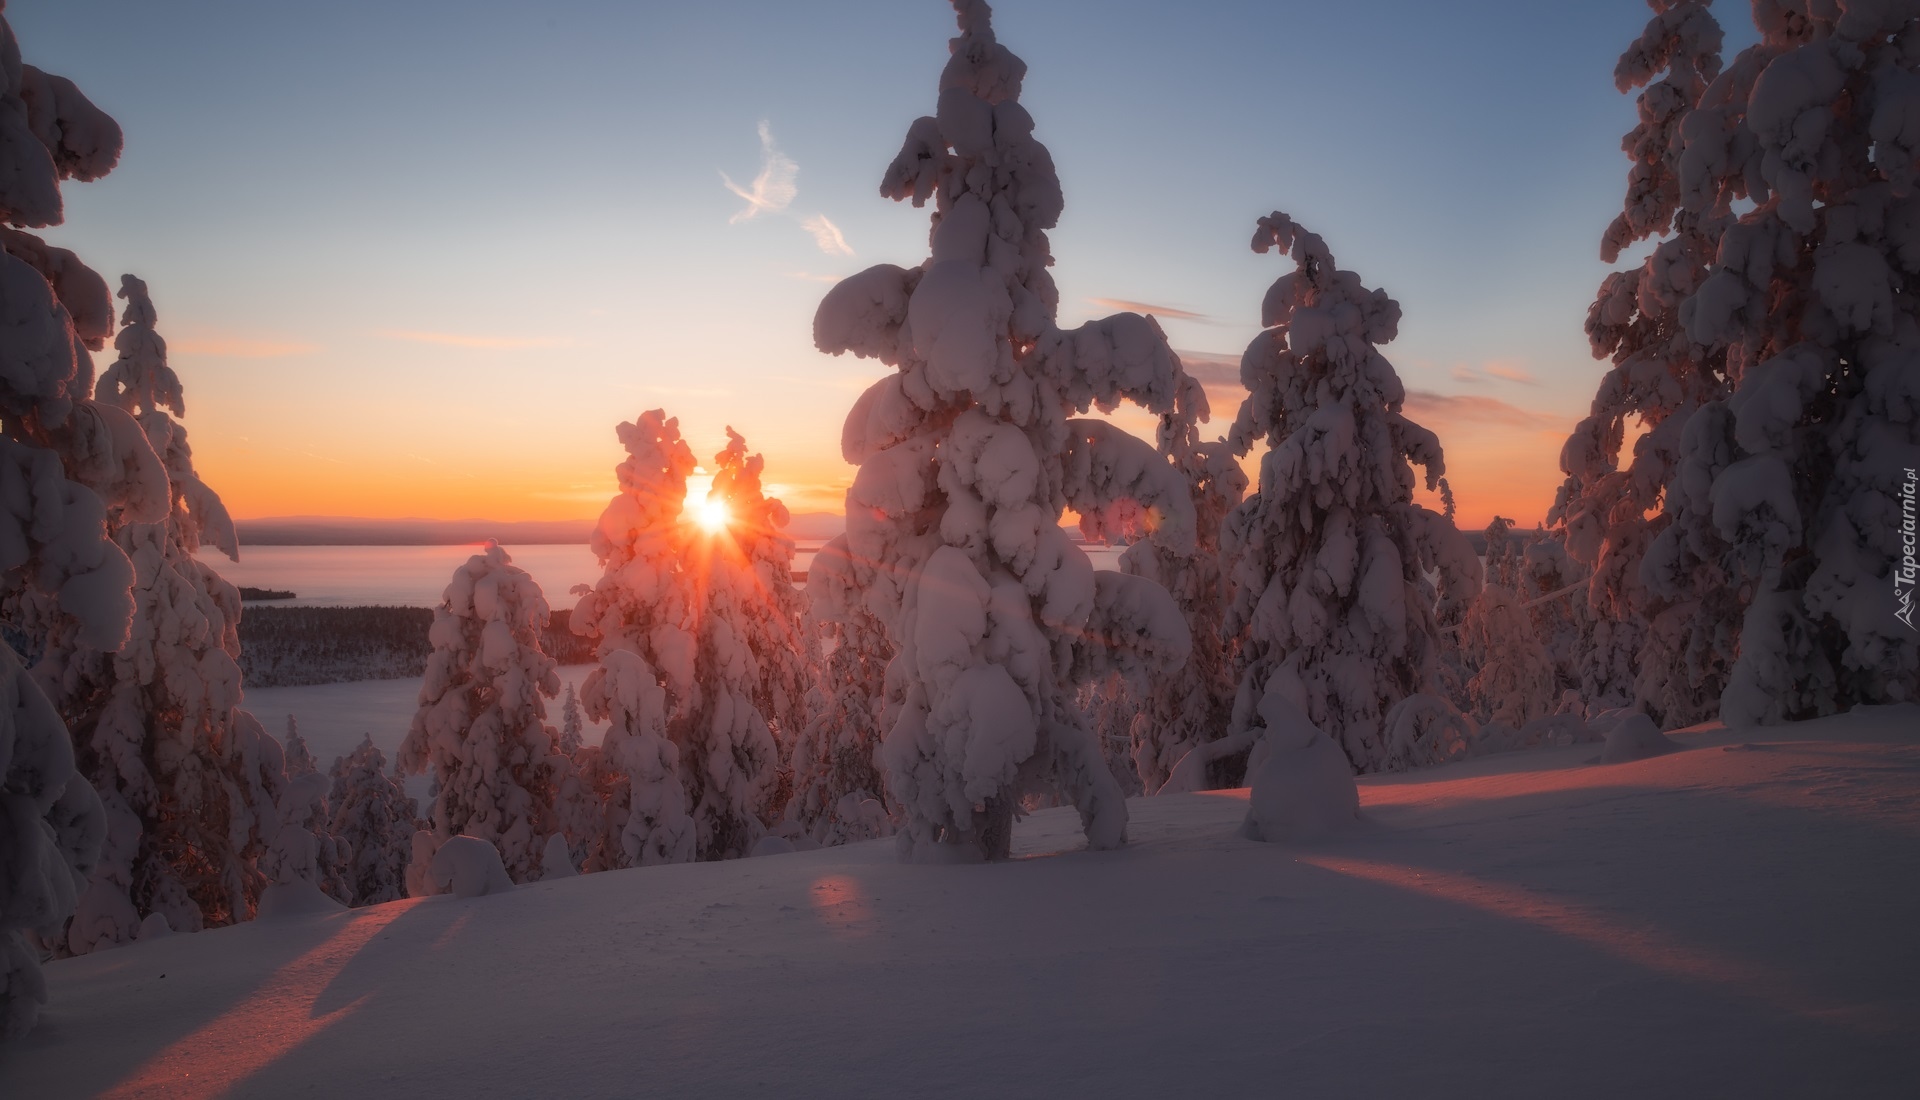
811,0,1190,861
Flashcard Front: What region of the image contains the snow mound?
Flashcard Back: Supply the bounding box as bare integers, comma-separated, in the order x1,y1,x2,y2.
1240,695,1359,842
135,913,170,941
1598,713,1683,764
254,880,347,921
750,836,796,857
428,835,516,899
539,834,576,880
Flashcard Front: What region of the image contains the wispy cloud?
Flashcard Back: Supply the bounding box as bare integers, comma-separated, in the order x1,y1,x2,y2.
171,334,319,358
1089,297,1212,323
722,120,798,224
1484,363,1538,384
802,214,853,257
378,329,571,350
722,123,852,257
1173,352,1554,432
1403,390,1552,428
1449,360,1539,386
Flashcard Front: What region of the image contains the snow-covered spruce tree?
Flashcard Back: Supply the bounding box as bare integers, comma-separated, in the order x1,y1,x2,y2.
571,410,699,868
0,7,164,1036
326,736,417,907
574,416,803,863
262,717,352,907
547,680,604,867
810,0,1193,861
1214,213,1481,777
46,276,289,954
399,541,562,883
1550,0,1732,721
788,539,895,845
1436,518,1559,732
558,682,583,756
1646,1,1920,723
1458,583,1558,730
703,426,813,811
1111,366,1248,792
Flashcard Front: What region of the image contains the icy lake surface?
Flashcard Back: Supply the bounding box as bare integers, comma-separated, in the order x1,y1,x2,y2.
197,543,812,608
199,540,1123,608
246,667,610,802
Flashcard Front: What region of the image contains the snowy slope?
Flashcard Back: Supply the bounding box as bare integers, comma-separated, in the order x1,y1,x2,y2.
4,707,1916,1098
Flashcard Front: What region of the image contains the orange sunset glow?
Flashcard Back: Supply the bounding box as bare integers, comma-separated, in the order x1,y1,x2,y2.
6,2,1914,1099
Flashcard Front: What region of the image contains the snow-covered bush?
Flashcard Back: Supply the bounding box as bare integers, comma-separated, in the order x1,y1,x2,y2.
810,0,1193,860
1646,1,1920,723
427,835,515,899
1239,694,1357,842
399,542,563,883
326,735,417,907
1552,1,1733,721
1219,212,1481,777
1597,712,1680,764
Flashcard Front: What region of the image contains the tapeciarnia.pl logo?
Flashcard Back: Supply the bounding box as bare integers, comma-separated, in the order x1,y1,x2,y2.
1898,467,1917,631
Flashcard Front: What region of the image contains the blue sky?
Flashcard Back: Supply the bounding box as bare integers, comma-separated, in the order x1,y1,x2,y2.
9,0,1757,524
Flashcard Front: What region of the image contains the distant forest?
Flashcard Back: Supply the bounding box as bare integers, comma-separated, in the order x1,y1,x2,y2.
239,605,597,688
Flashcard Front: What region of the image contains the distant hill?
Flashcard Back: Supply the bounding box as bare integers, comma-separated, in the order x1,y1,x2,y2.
236,512,847,546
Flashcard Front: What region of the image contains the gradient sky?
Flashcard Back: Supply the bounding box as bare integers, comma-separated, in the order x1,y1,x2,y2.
11,1,1760,528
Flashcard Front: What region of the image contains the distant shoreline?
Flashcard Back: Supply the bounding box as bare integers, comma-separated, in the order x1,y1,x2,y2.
235,512,849,546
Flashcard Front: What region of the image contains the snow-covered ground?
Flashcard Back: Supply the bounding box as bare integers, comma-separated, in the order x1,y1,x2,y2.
6,707,1916,1099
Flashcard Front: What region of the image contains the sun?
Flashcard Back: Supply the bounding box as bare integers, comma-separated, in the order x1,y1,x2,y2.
696,496,731,533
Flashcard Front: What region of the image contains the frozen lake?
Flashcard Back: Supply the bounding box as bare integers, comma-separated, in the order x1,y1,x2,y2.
199,538,1124,609
197,542,828,608
247,665,609,798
